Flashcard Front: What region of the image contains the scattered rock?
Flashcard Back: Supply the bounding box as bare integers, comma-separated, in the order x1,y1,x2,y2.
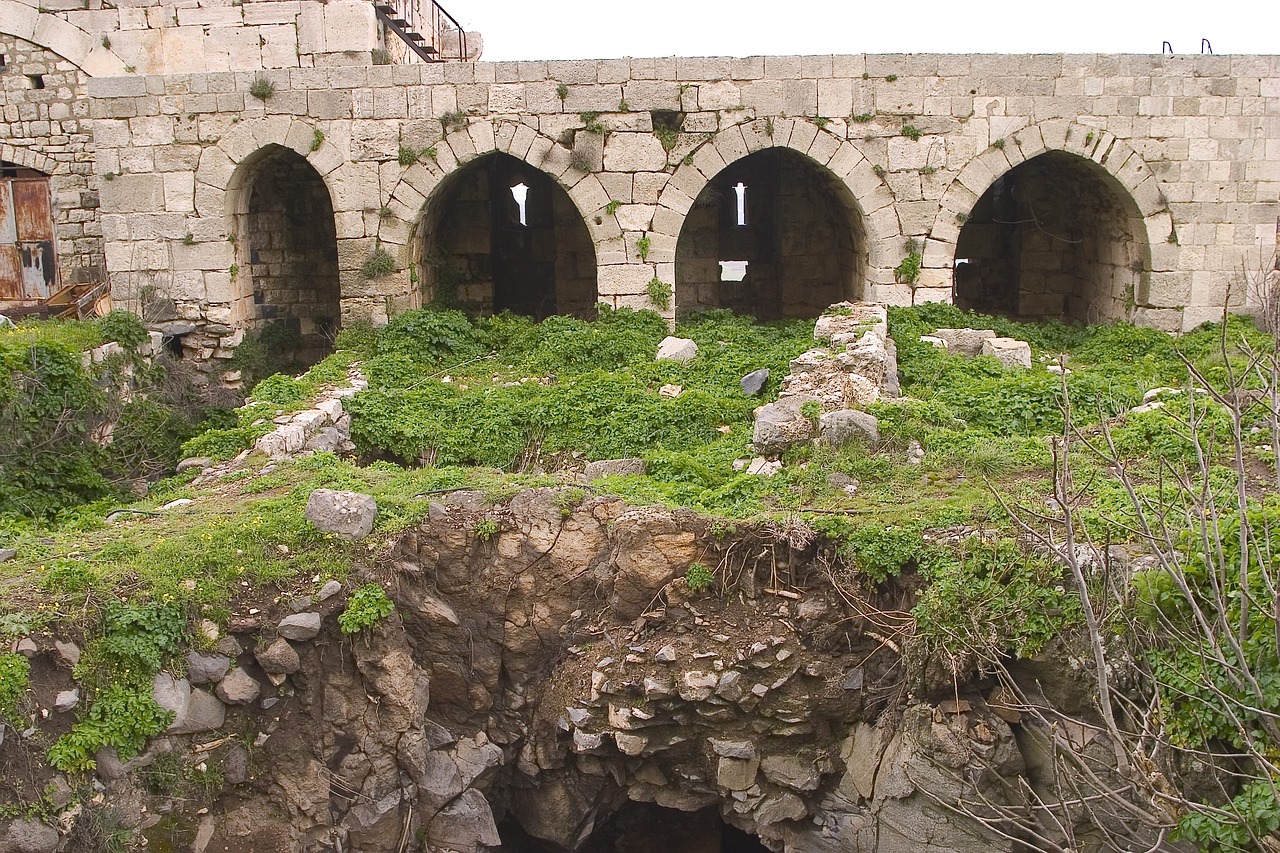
186,652,231,684
151,673,192,724
584,458,646,480
659,383,683,398
53,640,80,667
745,457,783,476
176,456,213,472
752,398,817,454
256,638,300,674
740,368,770,395
170,689,226,735
932,328,997,356
277,612,322,641
54,689,79,712
907,440,925,465
317,580,342,601
15,638,37,657
920,334,947,349
655,644,677,663
161,498,193,510
710,739,757,759
304,489,377,540
215,668,261,705
818,410,879,447
655,336,698,363
0,549,15,562
981,336,1032,369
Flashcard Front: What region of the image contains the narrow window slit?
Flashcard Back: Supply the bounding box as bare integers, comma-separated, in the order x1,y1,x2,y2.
510,182,528,226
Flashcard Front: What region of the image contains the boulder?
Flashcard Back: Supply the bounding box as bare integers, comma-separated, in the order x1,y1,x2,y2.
981,337,1032,369
318,580,343,601
425,789,501,851
277,612,322,641
53,640,80,667
305,489,377,540
0,819,58,853
819,410,879,447
186,652,231,684
933,328,996,356
54,689,79,713
610,508,699,620
655,336,698,363
176,457,213,472
170,689,225,735
215,668,261,705
256,638,300,674
152,673,192,727
0,549,15,562
752,398,818,454
583,458,646,480
740,368,770,395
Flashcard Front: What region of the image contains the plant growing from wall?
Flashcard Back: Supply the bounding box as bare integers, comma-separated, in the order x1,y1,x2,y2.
884,73,898,82
894,238,923,285
851,113,874,123
556,84,568,102
646,277,672,311
992,137,1006,150
605,200,622,216
248,77,274,101
635,235,651,261
579,112,604,135
813,116,831,129
654,126,680,152
362,242,396,279
872,164,886,178
684,563,714,593
473,519,499,541
310,129,325,151
901,123,922,141
440,110,467,132
569,148,594,173
397,146,418,166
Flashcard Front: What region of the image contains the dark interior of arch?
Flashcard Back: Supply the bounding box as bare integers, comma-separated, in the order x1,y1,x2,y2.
497,802,772,853
240,145,341,352
418,152,598,319
675,148,864,321
953,150,1146,323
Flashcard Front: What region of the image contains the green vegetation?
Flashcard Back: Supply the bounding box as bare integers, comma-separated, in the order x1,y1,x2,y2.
397,145,419,166
0,652,30,727
338,583,396,633
900,123,922,140
635,235,651,261
248,77,273,100
893,239,923,285
579,111,604,135
654,126,680,152
646,277,672,310
362,243,396,279
684,563,714,593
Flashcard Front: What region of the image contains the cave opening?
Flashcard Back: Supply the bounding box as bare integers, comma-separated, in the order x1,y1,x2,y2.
497,802,771,853
417,151,598,319
674,147,866,321
952,150,1148,323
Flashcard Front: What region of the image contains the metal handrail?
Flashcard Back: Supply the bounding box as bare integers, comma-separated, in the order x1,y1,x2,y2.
375,0,469,63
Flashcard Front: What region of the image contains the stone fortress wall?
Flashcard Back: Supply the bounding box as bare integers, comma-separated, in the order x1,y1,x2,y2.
3,0,1279,346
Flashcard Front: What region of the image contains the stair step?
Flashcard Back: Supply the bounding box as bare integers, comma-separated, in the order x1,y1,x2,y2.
406,32,425,40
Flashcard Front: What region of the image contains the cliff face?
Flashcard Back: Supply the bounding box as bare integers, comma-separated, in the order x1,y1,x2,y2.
3,486,1108,853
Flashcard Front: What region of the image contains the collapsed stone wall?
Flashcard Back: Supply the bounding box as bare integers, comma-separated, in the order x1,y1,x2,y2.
1,486,1140,853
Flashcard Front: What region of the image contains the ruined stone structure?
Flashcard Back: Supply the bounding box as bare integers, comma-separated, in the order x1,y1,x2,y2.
2,0,1279,340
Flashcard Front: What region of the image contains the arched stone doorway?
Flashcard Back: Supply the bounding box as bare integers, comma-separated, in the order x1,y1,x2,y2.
674,148,866,321
952,150,1148,323
227,144,341,346
417,152,598,319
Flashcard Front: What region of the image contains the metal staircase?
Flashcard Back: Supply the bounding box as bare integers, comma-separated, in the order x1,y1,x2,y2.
374,0,469,63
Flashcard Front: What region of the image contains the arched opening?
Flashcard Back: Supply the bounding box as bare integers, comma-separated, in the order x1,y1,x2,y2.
498,803,772,853
227,145,340,355
0,160,57,304
417,152,598,319
675,148,866,321
952,150,1148,323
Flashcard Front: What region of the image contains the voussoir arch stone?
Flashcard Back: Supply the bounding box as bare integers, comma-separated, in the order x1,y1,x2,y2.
0,0,128,76
656,118,895,274
205,118,343,219
385,117,614,250
0,142,58,176
926,119,1171,267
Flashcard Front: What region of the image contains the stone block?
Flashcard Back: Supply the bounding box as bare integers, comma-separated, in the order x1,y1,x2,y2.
981,337,1032,369
603,133,669,172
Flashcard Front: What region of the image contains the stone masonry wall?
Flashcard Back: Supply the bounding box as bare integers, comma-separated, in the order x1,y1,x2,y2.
0,33,103,295
83,53,1280,340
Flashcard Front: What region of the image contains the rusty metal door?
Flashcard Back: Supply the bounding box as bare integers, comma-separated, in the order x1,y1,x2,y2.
0,177,57,301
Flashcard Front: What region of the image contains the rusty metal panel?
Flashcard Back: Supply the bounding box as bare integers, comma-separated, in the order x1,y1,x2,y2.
0,182,16,245
19,242,54,299
0,245,22,300
11,179,54,241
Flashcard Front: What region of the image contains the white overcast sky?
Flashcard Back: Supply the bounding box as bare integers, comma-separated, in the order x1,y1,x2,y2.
453,0,1276,62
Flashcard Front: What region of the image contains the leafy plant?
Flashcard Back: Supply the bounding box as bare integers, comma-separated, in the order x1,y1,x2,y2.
0,652,30,727
646,277,672,311
654,126,680,152
339,583,396,633
992,137,1006,150
605,200,622,216
635,235,651,261
473,519,499,541
851,113,875,123
440,110,468,132
397,146,418,166
556,83,568,101
579,111,604,134
894,239,923,285
884,73,898,82
685,562,714,593
48,684,174,771
900,124,922,141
